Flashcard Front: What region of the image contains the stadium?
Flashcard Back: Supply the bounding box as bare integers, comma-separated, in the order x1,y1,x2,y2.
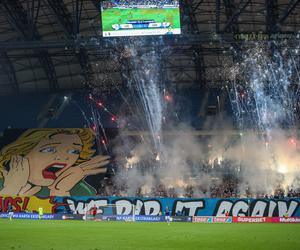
0,0,300,249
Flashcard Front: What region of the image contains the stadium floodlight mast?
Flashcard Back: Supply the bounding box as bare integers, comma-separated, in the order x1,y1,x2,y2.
84,204,136,222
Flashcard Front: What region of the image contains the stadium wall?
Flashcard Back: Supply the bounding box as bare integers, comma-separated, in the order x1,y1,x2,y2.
0,196,299,217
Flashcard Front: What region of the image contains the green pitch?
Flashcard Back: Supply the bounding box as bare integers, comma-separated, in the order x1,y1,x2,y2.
101,8,181,31
0,220,300,250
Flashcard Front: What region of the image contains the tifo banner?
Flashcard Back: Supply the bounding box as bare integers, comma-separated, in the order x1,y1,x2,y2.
0,128,111,197
53,196,300,217
1,196,300,217
0,196,55,213
0,129,300,218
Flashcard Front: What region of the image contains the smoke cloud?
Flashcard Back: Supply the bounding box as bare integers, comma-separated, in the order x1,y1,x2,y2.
106,40,300,198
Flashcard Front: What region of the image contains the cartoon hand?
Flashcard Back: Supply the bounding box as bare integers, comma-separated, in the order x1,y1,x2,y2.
49,155,110,196
19,183,41,196
0,155,30,195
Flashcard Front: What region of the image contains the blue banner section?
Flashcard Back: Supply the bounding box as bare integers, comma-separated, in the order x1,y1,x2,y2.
170,216,193,222
53,197,300,217
0,212,84,220
100,215,165,222
0,213,58,220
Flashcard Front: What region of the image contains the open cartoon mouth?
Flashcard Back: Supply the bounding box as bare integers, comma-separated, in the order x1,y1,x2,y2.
42,163,67,180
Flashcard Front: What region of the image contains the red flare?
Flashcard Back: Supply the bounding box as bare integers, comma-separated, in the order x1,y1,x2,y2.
164,94,173,102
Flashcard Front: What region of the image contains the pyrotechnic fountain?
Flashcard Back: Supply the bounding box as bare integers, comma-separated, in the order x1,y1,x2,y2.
228,41,300,192
229,43,300,134
125,42,164,155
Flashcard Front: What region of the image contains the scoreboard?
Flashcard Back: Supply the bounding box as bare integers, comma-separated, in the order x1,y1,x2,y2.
101,1,181,37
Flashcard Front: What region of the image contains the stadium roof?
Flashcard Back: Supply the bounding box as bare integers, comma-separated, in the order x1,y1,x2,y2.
0,0,299,96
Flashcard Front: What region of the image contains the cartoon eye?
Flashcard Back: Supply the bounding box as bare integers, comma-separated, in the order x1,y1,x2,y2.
67,149,80,155
39,147,56,153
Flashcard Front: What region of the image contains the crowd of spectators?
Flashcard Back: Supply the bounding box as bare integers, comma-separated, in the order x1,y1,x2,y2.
95,154,300,198
97,174,300,198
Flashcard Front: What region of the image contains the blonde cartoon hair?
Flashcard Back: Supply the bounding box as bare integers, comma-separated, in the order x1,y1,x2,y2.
0,128,96,176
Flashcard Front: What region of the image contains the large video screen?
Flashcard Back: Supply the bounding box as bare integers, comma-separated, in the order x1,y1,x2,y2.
101,0,181,37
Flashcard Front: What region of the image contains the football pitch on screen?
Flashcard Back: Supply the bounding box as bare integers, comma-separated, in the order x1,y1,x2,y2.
0,220,299,250
101,8,180,32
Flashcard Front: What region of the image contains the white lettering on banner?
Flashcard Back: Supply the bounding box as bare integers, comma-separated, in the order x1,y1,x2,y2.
214,199,300,217
277,201,298,217
66,199,108,214
231,201,248,217
174,200,204,216
64,198,162,215
86,200,108,214
134,200,143,215
115,200,132,215
251,201,267,217
268,201,277,217
215,201,233,216
64,198,204,216
67,199,85,214
113,199,162,215
144,200,161,216
63,198,299,217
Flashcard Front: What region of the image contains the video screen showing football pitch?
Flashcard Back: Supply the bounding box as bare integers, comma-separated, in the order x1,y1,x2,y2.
101,0,181,37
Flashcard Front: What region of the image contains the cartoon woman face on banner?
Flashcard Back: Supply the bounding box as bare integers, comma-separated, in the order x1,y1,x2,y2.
0,129,110,196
